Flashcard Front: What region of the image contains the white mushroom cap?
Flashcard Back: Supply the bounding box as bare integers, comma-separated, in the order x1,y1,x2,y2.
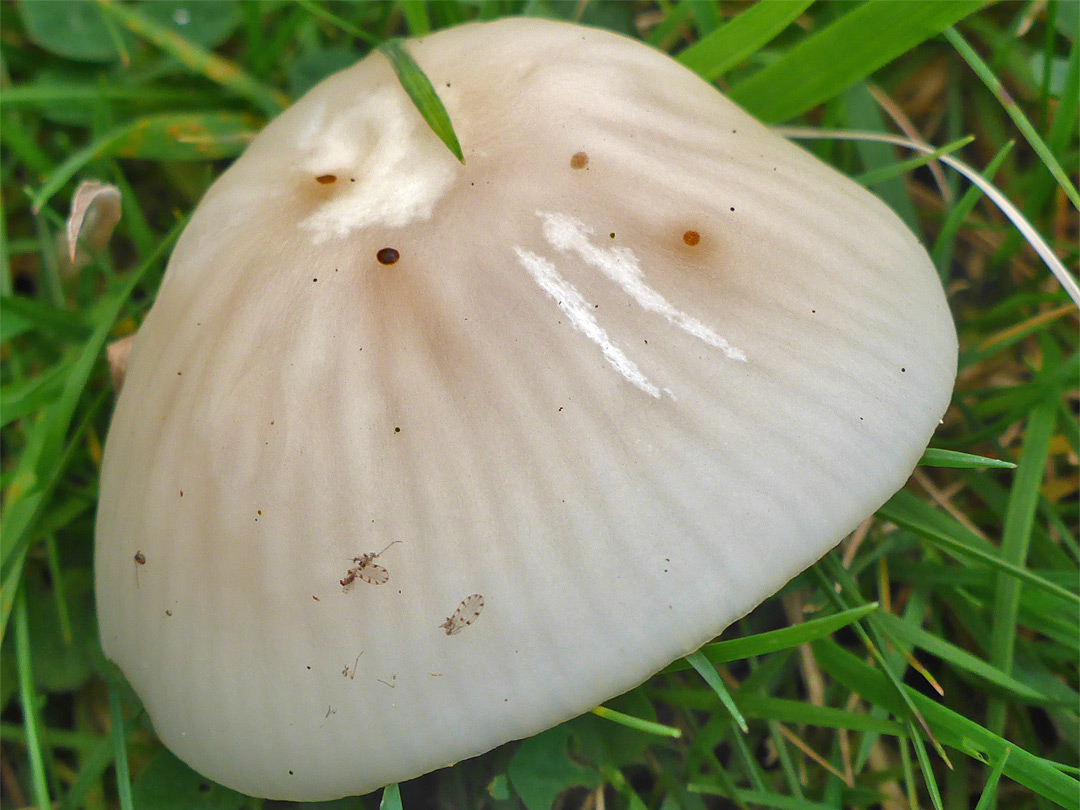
95,18,957,801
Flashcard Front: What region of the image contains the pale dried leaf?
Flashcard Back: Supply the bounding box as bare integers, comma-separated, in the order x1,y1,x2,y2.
67,180,122,262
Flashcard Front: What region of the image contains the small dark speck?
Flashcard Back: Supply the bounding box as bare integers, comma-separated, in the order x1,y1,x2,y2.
377,247,400,265
315,174,336,185
901,367,907,373
307,665,312,670
165,609,173,616
179,490,184,497
732,129,737,134
313,595,320,601
394,426,401,433
860,417,865,421
729,206,736,212
349,178,355,182
312,278,318,282
257,510,262,515
811,309,816,314
134,551,146,565
198,782,211,793
558,407,564,412
288,771,294,776
446,82,451,88
609,232,615,239
177,371,182,376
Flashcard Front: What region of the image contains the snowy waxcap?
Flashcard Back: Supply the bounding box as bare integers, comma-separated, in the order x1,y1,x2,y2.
95,17,957,801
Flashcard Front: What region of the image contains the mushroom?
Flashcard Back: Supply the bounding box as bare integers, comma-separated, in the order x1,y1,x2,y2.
94,18,957,801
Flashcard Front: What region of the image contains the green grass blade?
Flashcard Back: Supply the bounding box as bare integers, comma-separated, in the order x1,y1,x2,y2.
814,639,1079,808
685,650,748,732
987,390,1059,734
919,448,1016,469
400,0,432,35
873,611,1065,705
109,686,135,810
974,747,1011,810
663,603,878,672
296,0,379,45
97,0,288,115
15,585,52,810
677,0,815,80
590,706,682,738
380,782,403,810
944,26,1080,211
729,0,987,122
0,224,182,578
378,38,464,164
854,135,974,187
908,717,945,810
1,296,93,342
931,140,1014,275
878,491,1078,606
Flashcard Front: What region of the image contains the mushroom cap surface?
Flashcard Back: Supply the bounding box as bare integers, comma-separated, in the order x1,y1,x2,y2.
95,18,957,801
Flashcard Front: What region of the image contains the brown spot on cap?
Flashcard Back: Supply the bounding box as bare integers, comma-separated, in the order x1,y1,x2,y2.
134,551,146,565
570,152,588,170
377,248,400,265
683,230,701,247
315,175,337,185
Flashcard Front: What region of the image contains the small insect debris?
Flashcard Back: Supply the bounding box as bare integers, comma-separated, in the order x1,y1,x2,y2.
377,674,397,688
440,594,484,635
133,551,146,587
340,541,401,591
341,652,362,680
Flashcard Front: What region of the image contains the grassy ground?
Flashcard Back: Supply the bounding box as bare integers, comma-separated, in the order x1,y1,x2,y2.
1,1,1077,809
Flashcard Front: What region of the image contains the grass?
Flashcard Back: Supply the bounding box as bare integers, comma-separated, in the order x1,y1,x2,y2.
1,1,1077,809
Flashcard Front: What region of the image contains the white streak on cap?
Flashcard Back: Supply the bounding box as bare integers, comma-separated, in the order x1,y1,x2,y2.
514,246,660,398
539,211,747,362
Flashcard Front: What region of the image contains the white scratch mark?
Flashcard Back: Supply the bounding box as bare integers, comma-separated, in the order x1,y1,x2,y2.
538,212,747,362
514,247,661,398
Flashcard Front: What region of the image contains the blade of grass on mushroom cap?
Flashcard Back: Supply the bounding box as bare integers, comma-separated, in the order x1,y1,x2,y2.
378,38,464,164
727,0,986,123
677,0,814,80
96,0,288,116
662,603,878,673
919,448,1016,469
944,26,1080,212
